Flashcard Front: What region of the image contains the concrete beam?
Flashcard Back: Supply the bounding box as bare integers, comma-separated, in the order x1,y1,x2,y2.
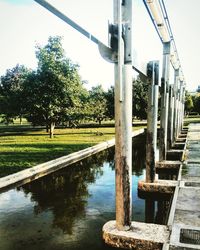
156,161,181,176
103,220,170,250
167,149,184,161
138,180,177,194
156,161,181,169
175,138,186,143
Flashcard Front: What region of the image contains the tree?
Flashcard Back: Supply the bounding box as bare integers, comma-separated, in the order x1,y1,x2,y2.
105,86,114,120
24,36,85,137
0,64,30,124
132,77,148,120
88,85,107,124
193,95,200,115
184,92,194,115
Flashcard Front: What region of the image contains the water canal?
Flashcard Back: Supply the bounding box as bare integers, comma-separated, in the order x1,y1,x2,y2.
0,135,171,250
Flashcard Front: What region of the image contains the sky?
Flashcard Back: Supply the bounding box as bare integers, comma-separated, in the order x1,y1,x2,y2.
0,0,200,91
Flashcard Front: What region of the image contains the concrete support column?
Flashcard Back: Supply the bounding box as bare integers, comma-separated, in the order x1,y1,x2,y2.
175,80,181,138
114,0,133,231
178,82,183,134
181,87,185,129
159,42,171,161
168,84,174,148
146,61,159,183
173,69,179,144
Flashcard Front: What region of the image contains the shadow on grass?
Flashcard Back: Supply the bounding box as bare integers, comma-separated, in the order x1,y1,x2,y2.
1,142,94,149
0,130,114,137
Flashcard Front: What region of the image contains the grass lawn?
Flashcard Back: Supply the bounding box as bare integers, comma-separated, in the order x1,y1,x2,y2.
0,125,144,177
1,114,199,178
184,115,200,126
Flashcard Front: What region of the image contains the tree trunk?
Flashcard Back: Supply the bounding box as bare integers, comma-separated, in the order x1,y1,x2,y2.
46,124,49,133
19,115,23,125
50,122,55,138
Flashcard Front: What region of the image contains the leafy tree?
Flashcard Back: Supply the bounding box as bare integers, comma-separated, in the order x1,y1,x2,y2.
0,64,30,124
24,36,85,137
184,92,194,115
132,77,148,120
192,95,200,115
105,85,114,120
88,85,107,124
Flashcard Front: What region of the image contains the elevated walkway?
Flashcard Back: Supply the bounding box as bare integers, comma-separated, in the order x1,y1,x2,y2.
168,123,200,249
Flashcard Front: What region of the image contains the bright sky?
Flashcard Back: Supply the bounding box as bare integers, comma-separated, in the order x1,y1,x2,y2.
0,0,199,91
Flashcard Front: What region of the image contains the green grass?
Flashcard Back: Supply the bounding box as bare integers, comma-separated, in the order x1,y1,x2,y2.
184,116,200,126
0,125,144,177
0,127,116,177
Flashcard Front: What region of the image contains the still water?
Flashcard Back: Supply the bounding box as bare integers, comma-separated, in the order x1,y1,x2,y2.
0,135,170,250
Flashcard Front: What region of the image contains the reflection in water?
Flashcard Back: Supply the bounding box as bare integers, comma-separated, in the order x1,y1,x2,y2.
145,198,172,225
19,148,113,234
0,134,170,250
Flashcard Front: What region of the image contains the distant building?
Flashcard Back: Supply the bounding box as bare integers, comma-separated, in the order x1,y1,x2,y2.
197,85,200,93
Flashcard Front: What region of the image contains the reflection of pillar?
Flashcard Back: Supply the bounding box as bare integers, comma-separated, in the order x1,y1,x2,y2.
155,200,170,225
159,42,171,161
145,199,155,223
146,61,159,182
114,0,132,231
155,201,164,224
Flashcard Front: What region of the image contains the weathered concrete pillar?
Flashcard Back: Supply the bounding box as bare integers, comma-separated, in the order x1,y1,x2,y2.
178,82,183,135
146,61,159,183
172,69,179,144
168,84,175,148
181,86,185,129
159,42,171,161
114,0,133,231
175,80,181,139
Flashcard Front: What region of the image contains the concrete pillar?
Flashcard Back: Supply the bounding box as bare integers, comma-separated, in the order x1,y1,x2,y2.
178,82,183,135
159,42,171,161
175,80,181,138
146,61,159,183
172,69,179,144
181,86,185,129
168,84,174,148
114,0,133,231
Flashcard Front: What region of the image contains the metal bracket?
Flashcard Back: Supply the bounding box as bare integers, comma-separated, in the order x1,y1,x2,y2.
98,23,120,64
109,23,119,52
98,42,117,63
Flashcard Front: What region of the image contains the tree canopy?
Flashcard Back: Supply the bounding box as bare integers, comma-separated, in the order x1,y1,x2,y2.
0,64,30,124
132,77,148,120
24,36,86,137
